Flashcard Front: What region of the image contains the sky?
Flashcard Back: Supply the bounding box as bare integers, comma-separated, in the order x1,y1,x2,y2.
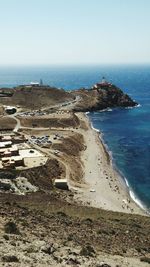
0,0,150,65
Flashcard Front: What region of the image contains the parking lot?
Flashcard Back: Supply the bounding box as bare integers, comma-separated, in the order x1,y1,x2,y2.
28,133,64,146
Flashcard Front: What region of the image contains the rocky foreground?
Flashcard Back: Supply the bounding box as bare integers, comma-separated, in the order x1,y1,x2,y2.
0,192,150,267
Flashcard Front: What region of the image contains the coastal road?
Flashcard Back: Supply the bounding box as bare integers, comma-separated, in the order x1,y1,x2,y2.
16,95,81,116
12,116,21,132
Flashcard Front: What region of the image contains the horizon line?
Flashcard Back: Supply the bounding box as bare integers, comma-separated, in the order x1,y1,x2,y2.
0,63,150,67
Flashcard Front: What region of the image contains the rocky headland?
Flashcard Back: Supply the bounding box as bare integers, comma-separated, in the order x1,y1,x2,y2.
0,83,137,112
72,84,137,112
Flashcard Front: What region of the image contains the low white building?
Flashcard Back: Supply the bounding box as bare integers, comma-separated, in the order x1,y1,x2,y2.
30,82,40,86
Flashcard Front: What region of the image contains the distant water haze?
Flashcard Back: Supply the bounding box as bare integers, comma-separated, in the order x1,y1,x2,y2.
0,65,150,211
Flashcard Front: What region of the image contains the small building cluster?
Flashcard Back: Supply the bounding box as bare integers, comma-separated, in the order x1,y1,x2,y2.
25,79,44,88
92,77,112,90
0,135,27,169
0,133,47,170
1,156,24,169
0,135,27,144
0,144,19,158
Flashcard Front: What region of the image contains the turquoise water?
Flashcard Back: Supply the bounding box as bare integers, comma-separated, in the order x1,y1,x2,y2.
0,65,150,211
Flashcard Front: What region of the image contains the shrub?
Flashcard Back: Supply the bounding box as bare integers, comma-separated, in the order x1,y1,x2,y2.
140,257,150,264
4,221,20,235
80,244,96,257
2,255,19,262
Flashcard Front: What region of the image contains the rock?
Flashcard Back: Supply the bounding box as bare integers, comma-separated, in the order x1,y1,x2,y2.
97,264,111,267
26,245,39,253
2,255,19,262
3,234,9,240
41,244,56,255
66,257,80,265
14,177,38,194
80,244,96,257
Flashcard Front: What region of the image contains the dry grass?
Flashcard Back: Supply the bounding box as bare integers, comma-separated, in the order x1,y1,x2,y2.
19,114,80,128
0,117,16,130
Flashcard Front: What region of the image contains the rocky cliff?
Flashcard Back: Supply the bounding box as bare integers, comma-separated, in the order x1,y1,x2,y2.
72,84,137,112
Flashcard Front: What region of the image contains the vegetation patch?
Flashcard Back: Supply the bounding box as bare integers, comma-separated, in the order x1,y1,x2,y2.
4,221,20,235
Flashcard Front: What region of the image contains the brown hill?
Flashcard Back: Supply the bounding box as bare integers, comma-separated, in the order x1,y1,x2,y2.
0,117,16,130
18,113,80,128
0,86,74,109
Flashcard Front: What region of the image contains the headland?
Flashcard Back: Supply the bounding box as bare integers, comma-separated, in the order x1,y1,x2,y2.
0,80,149,266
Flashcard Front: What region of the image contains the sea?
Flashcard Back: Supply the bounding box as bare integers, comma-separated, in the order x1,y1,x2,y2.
0,65,150,212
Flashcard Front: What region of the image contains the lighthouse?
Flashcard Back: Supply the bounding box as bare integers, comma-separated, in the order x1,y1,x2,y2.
101,76,107,84
92,76,112,89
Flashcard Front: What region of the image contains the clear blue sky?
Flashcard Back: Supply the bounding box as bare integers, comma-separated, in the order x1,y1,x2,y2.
0,0,150,65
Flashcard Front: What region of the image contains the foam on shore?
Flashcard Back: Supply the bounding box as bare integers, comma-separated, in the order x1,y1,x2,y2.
125,104,141,109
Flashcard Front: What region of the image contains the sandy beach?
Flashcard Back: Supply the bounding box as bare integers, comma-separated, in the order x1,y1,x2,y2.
72,112,146,216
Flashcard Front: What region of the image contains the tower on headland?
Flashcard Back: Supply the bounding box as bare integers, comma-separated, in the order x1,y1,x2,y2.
92,76,112,89
101,76,107,84
40,79,43,86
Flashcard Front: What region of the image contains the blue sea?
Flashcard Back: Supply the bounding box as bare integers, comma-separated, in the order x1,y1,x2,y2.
0,65,150,212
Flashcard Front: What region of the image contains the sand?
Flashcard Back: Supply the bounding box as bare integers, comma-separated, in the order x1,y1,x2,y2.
72,113,146,215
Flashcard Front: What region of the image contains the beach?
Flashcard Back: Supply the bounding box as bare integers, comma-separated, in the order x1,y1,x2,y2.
72,113,146,216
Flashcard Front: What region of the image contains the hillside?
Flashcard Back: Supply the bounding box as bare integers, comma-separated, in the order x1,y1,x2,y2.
0,86,74,109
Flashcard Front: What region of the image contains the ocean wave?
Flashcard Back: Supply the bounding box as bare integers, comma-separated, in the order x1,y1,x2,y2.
99,108,113,112
91,125,100,133
136,103,141,108
129,190,149,213
124,178,149,214
125,104,141,109
124,177,129,187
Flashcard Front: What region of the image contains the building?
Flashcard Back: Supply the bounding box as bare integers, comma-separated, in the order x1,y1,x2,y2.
0,135,28,144
54,179,69,190
0,136,12,142
30,82,40,86
92,77,112,89
2,156,24,168
12,135,28,144
0,141,12,148
0,145,19,158
10,145,19,156
12,156,24,166
1,158,15,169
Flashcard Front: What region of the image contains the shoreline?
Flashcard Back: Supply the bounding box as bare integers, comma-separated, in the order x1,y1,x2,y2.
96,124,149,214
73,112,147,216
